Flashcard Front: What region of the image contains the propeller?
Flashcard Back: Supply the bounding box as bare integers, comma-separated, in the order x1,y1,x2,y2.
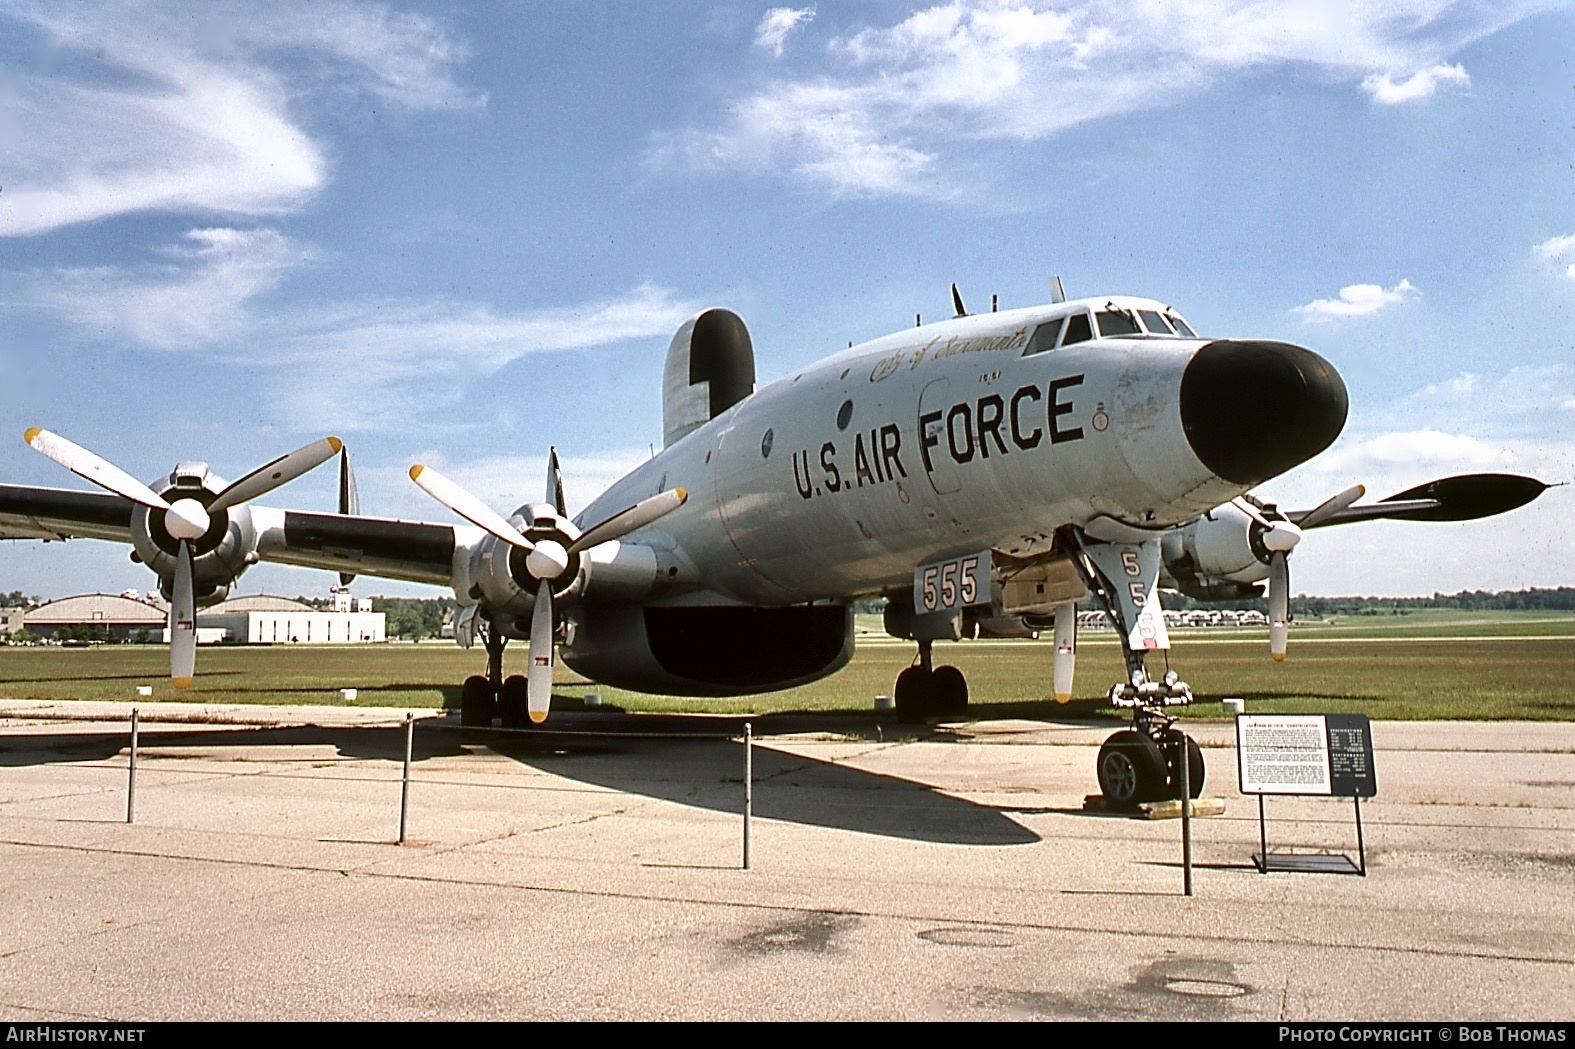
1233,486,1364,661
409,448,687,723
24,428,342,686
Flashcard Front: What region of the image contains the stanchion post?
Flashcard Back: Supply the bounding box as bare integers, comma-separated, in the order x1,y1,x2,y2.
398,712,414,845
742,722,753,870
127,708,139,825
1178,728,1193,896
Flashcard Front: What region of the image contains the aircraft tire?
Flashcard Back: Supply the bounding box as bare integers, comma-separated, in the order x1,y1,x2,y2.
460,675,497,727
499,675,529,729
893,666,934,722
932,665,969,716
1097,730,1167,808
1159,728,1206,799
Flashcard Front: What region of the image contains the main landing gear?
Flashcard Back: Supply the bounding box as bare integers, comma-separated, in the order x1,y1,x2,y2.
459,618,533,729
894,639,969,722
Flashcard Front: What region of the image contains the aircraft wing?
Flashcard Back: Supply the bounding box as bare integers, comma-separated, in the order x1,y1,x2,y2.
1289,473,1551,529
254,509,458,586
0,484,134,543
0,482,461,588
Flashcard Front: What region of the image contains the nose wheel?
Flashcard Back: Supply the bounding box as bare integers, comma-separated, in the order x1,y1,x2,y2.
1097,712,1205,808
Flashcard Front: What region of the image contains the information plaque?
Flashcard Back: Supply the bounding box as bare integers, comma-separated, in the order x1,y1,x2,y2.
1236,713,1376,875
1237,713,1376,798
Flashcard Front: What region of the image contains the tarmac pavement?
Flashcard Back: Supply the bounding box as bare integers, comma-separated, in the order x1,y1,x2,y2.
0,699,1570,1021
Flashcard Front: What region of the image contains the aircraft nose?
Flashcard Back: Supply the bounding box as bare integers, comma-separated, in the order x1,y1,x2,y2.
1179,340,1348,485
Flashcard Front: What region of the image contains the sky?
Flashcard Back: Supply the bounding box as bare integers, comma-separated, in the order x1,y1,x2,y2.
1,0,1572,602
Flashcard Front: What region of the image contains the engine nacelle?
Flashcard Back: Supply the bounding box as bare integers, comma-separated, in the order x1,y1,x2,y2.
1161,502,1276,601
562,602,854,697
466,504,685,640
129,462,259,607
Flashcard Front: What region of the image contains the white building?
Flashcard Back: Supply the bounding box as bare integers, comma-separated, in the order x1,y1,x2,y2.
191,594,385,645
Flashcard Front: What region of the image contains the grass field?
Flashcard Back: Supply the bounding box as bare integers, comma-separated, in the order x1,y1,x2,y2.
2,609,1572,722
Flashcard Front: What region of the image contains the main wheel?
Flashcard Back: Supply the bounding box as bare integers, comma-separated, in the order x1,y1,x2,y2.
1159,728,1206,799
499,674,529,729
932,665,969,717
893,666,934,722
1096,730,1167,808
460,675,497,727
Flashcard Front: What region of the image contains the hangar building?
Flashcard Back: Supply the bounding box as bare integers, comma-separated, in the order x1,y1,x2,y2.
9,590,385,645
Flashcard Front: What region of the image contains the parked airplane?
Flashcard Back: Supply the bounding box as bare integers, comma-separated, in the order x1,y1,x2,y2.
1,288,1549,806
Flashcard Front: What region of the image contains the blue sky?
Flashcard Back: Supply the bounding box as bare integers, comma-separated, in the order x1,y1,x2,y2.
1,0,1571,600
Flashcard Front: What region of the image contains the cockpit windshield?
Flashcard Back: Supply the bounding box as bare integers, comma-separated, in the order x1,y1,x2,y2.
1022,302,1198,356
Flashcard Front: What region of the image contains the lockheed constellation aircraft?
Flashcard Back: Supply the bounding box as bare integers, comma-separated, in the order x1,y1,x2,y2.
1,286,1548,806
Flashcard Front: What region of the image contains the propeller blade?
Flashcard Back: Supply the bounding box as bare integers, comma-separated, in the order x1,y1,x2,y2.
170,541,197,688
1268,551,1290,662
1295,484,1365,530
547,446,567,518
1231,496,1273,529
337,447,359,585
1052,601,1076,703
527,587,554,723
338,447,359,516
951,282,967,317
568,488,688,554
210,436,342,513
409,464,535,552
24,428,170,511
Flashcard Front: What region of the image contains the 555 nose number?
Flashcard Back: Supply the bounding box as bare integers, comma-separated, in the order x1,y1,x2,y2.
915,551,991,613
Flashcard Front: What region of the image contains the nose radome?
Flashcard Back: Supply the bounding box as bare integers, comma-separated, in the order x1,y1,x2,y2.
1179,340,1348,486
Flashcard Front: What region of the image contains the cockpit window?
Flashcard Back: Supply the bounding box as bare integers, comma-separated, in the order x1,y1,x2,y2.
1137,309,1172,335
1024,318,1064,356
1061,312,1093,346
1167,313,1197,338
1096,309,1141,337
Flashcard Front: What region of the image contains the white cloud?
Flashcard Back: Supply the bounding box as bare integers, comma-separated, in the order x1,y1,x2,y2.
1361,63,1470,104
653,1,1543,198
258,283,698,431
374,449,652,523
0,1,481,236
1294,279,1417,321
29,228,309,349
755,7,815,58
1534,233,1575,281
1309,429,1514,475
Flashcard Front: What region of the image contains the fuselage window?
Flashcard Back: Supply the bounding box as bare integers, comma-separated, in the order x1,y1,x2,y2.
1168,313,1197,338
1096,310,1141,337
1024,318,1065,356
1137,309,1173,335
1061,312,1093,346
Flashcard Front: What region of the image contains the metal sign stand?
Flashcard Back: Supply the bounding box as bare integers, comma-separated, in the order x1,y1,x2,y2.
1253,793,1366,876
1239,713,1375,877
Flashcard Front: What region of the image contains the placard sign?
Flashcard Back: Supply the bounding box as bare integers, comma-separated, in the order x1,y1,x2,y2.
1237,714,1376,798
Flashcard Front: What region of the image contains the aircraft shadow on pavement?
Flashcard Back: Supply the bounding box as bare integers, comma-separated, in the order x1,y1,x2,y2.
0,711,1039,846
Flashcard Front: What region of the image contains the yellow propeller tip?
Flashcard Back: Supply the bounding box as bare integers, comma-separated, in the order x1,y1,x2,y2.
528,710,548,724
674,487,688,502
1271,653,1286,663
173,678,193,689
22,427,41,445
1054,693,1071,704
327,436,343,454
408,464,424,481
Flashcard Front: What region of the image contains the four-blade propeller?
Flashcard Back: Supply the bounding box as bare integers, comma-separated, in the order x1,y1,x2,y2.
410,448,686,723
1233,485,1364,660
23,428,342,687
